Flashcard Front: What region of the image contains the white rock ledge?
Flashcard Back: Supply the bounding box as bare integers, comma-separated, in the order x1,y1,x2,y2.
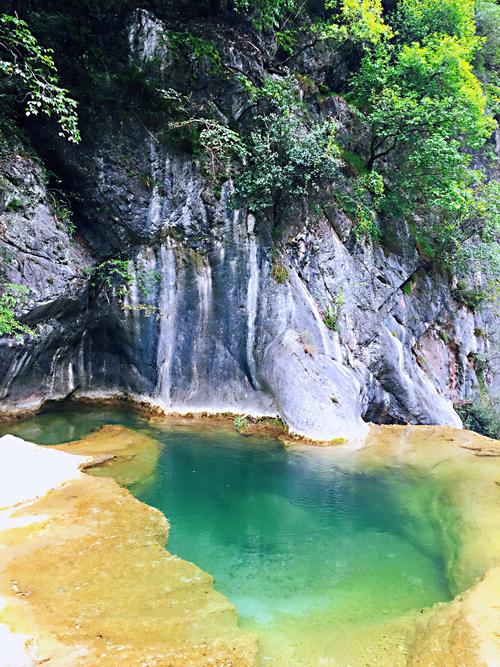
0,436,91,666
0,435,90,509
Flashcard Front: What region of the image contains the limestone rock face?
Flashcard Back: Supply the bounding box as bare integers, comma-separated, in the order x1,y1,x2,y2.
0,145,93,411
0,8,496,439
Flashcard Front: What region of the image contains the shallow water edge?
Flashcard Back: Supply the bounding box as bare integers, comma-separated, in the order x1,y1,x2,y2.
0,405,498,666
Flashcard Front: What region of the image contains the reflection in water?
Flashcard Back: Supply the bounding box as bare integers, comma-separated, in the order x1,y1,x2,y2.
138,429,452,626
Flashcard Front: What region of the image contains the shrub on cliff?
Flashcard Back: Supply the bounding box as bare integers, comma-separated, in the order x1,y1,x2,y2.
349,0,496,261
0,14,79,142
0,283,34,340
455,397,500,440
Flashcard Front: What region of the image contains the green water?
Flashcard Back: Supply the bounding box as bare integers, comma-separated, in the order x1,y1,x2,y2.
2,406,458,663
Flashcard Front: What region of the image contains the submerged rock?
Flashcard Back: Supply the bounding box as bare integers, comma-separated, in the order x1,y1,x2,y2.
53,423,162,493
2,421,499,666
0,433,258,666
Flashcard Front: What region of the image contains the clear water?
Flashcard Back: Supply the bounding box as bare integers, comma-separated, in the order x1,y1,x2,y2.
2,405,457,664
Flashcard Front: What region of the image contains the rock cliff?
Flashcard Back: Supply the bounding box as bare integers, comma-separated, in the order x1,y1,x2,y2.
0,4,497,440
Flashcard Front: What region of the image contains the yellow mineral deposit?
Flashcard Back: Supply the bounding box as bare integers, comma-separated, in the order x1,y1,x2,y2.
0,422,498,667
51,423,162,493
0,430,257,666
346,425,500,667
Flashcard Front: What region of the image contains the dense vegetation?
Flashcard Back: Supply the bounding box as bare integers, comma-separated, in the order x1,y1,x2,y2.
146,0,498,273
242,0,499,273
1,1,497,267
0,10,79,336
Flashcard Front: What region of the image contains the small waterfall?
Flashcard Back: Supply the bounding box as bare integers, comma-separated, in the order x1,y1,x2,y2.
246,215,259,388
147,138,162,233
67,360,74,393
293,275,332,357
155,241,177,405
189,259,213,395
0,348,31,401
77,335,86,390
123,263,142,339
48,347,64,396
195,260,213,332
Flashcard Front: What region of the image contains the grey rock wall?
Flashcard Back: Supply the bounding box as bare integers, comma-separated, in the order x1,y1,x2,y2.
0,8,496,440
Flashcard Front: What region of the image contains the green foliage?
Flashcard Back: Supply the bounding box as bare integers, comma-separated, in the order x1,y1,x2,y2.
271,262,289,283
238,74,303,114
475,0,500,72
401,280,413,295
170,116,246,181
276,28,299,55
0,14,79,142
334,170,383,239
260,416,288,431
159,85,248,180
88,259,135,298
452,280,494,310
167,31,222,74
232,75,340,212
233,0,296,30
11,0,493,282
353,205,380,240
5,196,25,213
341,149,368,176
310,18,349,44
449,179,500,277
454,242,500,279
394,0,477,43
48,191,76,235
327,0,393,45
135,268,160,299
353,172,383,239
455,396,500,439
233,413,288,432
0,283,34,340
88,259,160,311
348,0,497,265
158,87,200,150
352,39,493,165
233,415,250,430
322,289,346,330
323,305,338,330
234,112,341,211
311,0,393,47
438,329,450,344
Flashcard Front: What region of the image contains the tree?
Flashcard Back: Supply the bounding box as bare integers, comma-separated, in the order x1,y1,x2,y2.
347,0,496,261
233,0,297,29
0,13,80,142
0,13,80,340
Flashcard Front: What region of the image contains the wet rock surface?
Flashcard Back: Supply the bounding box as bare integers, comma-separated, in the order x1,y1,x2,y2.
0,8,497,440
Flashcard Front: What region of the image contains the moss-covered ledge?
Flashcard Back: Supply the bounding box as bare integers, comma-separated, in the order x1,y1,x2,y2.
0,432,257,666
